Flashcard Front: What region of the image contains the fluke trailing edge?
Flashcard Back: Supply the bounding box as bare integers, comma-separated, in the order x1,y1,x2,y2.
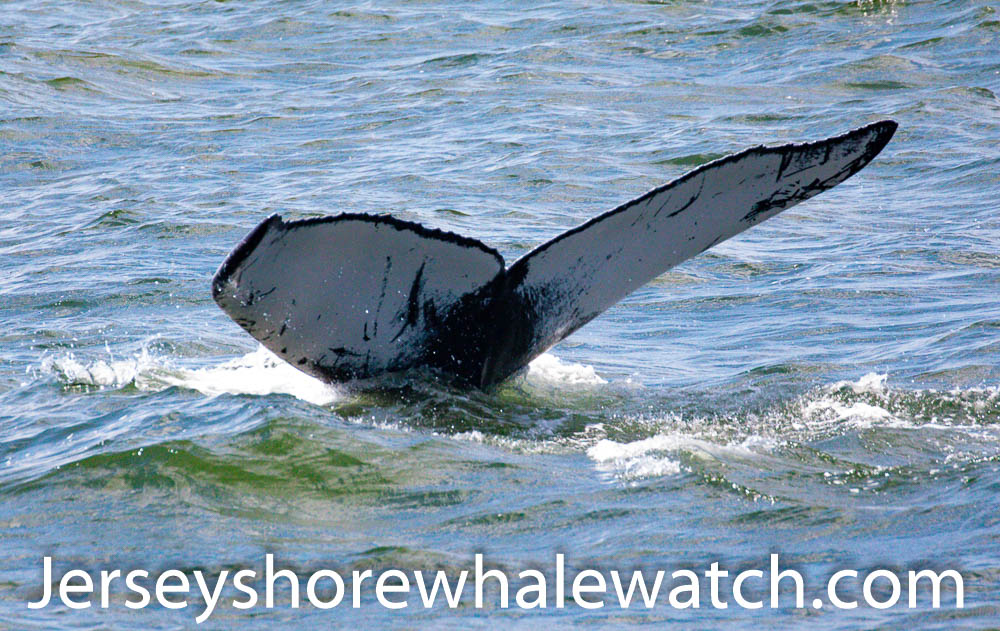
213,120,897,388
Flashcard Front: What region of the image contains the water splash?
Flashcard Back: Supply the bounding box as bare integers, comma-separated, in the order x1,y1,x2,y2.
40,343,608,410
524,353,608,387
156,347,342,406
587,435,685,479
587,431,782,481
42,345,342,406
583,372,1000,482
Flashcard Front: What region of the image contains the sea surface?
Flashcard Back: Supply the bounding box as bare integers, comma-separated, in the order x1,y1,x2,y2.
2,0,999,628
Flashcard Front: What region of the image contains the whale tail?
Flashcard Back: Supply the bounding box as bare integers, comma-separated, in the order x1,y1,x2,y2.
213,120,897,387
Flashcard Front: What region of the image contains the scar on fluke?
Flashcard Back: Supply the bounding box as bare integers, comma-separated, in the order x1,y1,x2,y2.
390,261,426,343
212,120,897,388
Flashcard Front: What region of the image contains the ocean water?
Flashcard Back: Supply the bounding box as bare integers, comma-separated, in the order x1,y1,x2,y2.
2,0,999,628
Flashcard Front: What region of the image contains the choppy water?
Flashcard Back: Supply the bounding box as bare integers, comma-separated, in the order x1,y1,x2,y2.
2,0,1000,628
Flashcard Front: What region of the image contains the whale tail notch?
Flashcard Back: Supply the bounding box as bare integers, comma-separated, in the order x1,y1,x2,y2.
213,120,897,388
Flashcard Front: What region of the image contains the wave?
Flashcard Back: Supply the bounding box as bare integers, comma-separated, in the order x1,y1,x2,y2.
582,373,1000,482
36,347,1000,488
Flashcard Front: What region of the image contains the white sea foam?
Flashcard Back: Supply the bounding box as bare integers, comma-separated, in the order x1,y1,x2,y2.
524,353,607,387
587,436,684,479
44,345,341,406
156,346,341,406
44,352,152,388
799,398,897,428
452,430,486,443
586,432,780,481
463,371,1000,482
42,347,602,408
591,449,682,479
800,373,907,429
831,372,888,395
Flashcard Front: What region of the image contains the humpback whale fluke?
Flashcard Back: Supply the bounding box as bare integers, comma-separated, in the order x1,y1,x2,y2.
213,120,897,388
